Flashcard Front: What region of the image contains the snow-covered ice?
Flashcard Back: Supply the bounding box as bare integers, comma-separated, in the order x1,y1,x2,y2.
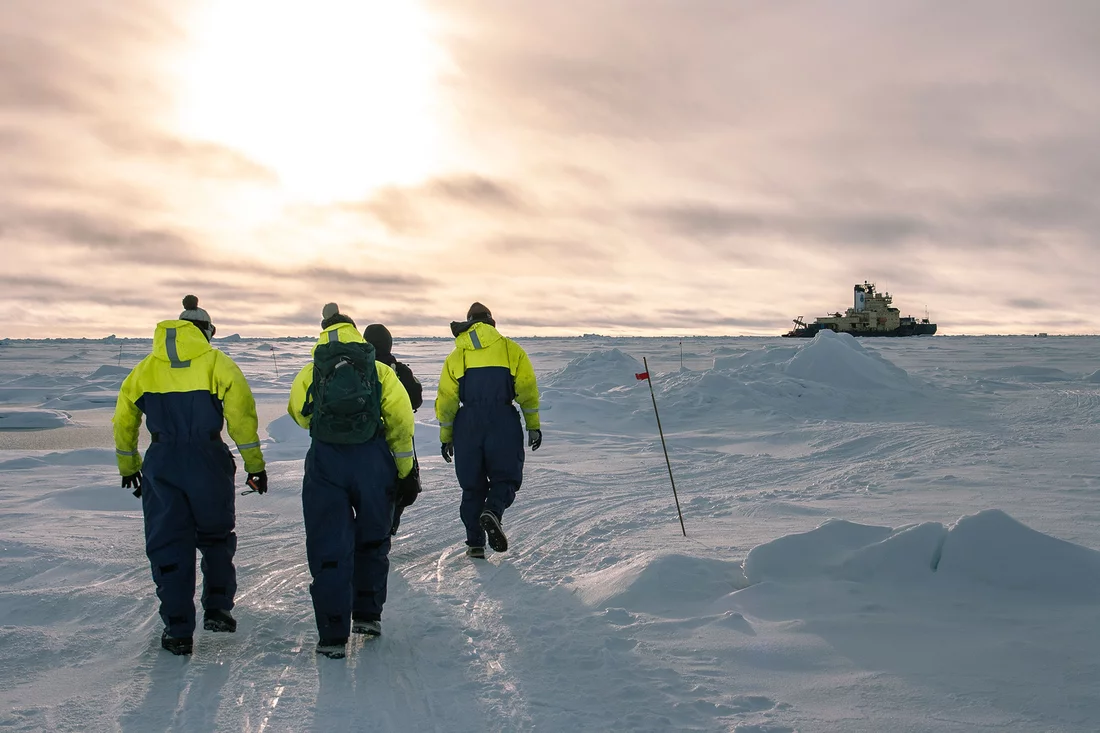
2,332,1100,731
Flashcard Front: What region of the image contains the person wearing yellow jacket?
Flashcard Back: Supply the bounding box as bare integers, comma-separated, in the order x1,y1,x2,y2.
288,303,418,659
113,296,266,656
436,302,541,558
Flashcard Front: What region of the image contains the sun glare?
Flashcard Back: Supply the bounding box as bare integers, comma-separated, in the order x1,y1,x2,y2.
177,0,449,202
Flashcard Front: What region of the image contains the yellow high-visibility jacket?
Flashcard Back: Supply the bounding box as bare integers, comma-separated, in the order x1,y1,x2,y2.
287,322,416,479
436,322,540,444
113,320,265,476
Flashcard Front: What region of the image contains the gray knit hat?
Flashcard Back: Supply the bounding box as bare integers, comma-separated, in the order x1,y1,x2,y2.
321,302,356,330
179,295,215,340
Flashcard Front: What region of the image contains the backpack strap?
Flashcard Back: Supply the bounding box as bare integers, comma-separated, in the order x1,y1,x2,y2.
302,382,315,416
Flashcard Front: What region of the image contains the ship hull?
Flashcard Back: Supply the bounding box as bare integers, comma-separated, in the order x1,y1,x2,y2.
783,323,937,338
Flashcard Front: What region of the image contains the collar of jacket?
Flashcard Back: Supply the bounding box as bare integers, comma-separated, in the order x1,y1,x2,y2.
452,321,502,351
311,322,367,355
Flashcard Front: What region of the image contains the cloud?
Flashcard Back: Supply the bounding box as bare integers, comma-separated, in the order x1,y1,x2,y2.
3,207,194,254
1006,298,1054,311
637,202,934,245
425,175,526,209
3,0,1100,336
348,174,530,235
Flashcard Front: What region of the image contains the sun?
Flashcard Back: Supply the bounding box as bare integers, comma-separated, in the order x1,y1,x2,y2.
175,0,449,202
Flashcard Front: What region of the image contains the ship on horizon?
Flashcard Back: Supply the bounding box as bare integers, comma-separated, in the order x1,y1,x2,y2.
783,282,937,338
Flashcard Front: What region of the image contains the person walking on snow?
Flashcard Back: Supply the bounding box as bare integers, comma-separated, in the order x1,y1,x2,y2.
113,295,267,656
436,302,541,559
364,323,424,412
288,304,419,659
364,323,424,536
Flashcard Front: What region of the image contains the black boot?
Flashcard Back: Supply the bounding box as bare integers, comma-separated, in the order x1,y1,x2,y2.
161,630,193,656
316,637,348,659
203,609,237,633
352,616,382,637
479,510,508,553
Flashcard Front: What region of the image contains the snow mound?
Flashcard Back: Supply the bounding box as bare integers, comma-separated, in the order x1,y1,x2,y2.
2,373,84,388
640,332,940,430
713,346,799,371
87,365,131,379
0,448,117,470
0,409,72,430
218,333,243,342
572,553,748,616
542,348,645,392
744,519,894,583
936,509,1100,599
782,330,914,390
743,510,1100,600
1083,369,1100,383
980,365,1074,382
839,522,948,582
39,391,119,410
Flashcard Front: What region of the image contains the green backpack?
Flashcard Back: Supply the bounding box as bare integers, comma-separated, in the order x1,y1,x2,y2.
307,340,383,444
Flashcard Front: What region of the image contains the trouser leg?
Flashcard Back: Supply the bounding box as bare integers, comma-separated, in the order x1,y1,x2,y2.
303,448,355,640
191,446,237,611
143,473,197,638
484,407,524,521
351,440,397,619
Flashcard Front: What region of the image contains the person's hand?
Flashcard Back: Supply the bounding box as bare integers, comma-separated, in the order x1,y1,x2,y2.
122,472,143,498
441,442,454,463
528,429,543,451
245,470,268,495
396,472,421,509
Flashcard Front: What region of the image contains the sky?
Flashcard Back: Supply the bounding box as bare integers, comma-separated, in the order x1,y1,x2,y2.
2,0,1099,338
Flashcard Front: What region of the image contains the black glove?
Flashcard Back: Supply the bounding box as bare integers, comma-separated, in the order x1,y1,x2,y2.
246,470,268,495
396,471,422,509
528,429,543,451
441,442,453,463
122,472,143,498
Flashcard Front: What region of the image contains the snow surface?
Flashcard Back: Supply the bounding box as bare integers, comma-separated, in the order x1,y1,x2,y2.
2,333,1100,731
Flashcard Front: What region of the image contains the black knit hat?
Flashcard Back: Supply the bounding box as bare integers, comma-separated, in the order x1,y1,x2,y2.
466,302,495,326
363,324,393,356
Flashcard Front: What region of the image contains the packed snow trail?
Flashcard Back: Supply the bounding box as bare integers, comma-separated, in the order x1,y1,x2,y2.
0,454,768,732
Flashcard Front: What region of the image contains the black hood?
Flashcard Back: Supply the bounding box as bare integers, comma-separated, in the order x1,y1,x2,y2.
450,317,494,337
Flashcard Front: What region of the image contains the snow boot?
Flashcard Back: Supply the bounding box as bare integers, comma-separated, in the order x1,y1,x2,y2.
479,510,508,553
316,638,348,659
161,630,193,656
466,546,486,559
203,609,237,633
352,618,382,637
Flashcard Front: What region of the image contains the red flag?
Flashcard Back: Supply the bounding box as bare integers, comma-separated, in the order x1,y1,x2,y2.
635,371,649,380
